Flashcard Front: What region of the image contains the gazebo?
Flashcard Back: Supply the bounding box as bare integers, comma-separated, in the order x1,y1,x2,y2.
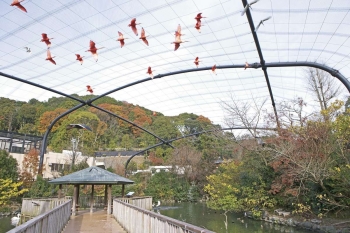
49,166,134,215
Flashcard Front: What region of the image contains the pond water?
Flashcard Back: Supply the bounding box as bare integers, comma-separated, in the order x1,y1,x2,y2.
0,216,15,233
155,202,314,233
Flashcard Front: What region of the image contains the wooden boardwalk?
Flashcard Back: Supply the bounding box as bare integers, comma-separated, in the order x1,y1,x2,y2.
62,210,126,233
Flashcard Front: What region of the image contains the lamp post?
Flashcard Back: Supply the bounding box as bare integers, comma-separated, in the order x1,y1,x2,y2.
66,124,92,170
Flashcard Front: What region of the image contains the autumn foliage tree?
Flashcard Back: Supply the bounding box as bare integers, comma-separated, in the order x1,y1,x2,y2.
21,149,39,188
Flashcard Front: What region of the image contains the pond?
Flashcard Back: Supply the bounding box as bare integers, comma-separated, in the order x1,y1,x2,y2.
0,216,15,233
154,202,314,233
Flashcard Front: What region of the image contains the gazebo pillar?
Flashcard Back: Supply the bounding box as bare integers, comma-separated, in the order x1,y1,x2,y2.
58,184,62,199
104,185,107,209
107,184,112,214
76,184,80,212
121,184,125,197
90,185,94,213
72,184,78,216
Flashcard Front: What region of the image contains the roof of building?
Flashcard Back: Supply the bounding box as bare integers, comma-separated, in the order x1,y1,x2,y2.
48,166,134,185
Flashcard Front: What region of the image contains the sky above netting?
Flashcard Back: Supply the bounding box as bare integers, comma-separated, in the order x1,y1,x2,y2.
0,0,349,126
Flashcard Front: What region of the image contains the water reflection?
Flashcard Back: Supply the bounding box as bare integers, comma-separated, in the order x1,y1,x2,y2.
0,216,15,233
153,202,313,233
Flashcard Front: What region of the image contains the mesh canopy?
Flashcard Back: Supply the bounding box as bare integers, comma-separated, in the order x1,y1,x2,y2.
0,0,349,126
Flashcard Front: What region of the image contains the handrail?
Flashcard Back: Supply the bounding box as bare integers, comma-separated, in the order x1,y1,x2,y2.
113,198,215,233
7,200,72,233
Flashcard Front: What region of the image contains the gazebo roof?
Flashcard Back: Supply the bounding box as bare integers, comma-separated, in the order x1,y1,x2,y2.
49,166,134,185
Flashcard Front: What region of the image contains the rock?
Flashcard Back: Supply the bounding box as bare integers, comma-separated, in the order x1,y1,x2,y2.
311,219,322,224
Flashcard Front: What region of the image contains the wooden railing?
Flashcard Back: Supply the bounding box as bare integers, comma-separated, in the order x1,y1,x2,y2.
7,200,71,233
113,199,215,233
116,196,153,210
20,198,68,222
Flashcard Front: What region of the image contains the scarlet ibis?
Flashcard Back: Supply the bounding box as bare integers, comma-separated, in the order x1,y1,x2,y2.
255,16,272,32
174,24,184,39
76,54,84,65
41,33,53,48
172,24,188,51
46,49,56,65
139,28,149,46
24,47,31,53
194,57,200,68
241,0,260,16
147,66,154,79
195,21,203,33
244,62,249,70
128,18,140,36
86,40,104,62
195,13,206,22
11,0,27,13
117,31,128,48
86,85,93,93
212,64,217,75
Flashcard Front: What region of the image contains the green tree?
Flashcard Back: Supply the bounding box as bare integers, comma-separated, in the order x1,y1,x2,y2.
0,150,19,181
26,176,56,198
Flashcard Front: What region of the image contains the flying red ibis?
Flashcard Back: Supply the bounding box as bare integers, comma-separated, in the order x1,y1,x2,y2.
195,21,203,33
212,64,217,75
117,31,128,48
86,40,104,62
244,62,250,70
139,28,149,46
194,57,200,68
86,85,93,93
195,13,206,22
41,33,53,48
11,0,27,13
147,66,154,79
76,54,84,65
46,49,56,65
128,18,140,36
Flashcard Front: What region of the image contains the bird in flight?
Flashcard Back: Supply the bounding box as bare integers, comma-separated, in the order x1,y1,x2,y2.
195,21,203,33
129,18,140,36
46,49,56,65
172,24,188,51
174,24,184,39
241,0,260,16
117,31,128,48
11,0,27,13
139,28,149,46
212,64,217,75
244,62,250,70
194,57,200,67
41,33,53,48
24,47,31,53
195,13,206,22
255,16,272,32
86,85,93,93
147,66,154,79
86,40,104,62
76,54,84,65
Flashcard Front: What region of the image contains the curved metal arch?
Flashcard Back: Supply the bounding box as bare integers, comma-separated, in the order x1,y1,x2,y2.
124,127,276,176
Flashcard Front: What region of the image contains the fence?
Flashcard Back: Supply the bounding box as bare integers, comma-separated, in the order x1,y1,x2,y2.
113,199,215,233
20,198,68,223
7,200,71,233
116,196,152,210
